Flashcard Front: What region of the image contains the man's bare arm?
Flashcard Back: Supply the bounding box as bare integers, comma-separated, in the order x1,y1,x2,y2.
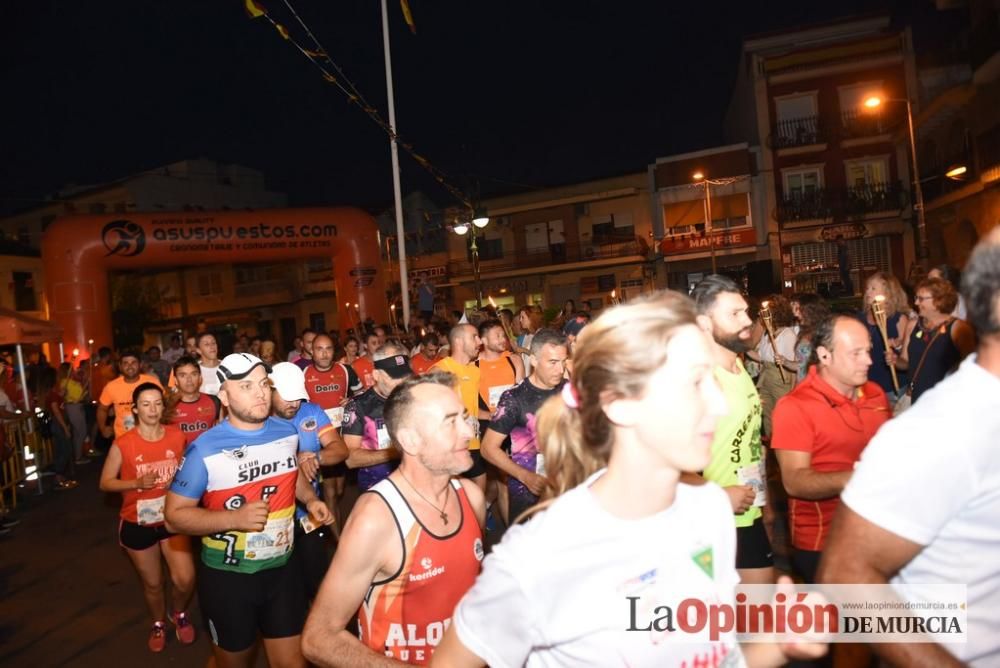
819,504,963,667
319,428,349,466
302,494,406,667
164,491,268,535
774,450,851,500
344,433,399,469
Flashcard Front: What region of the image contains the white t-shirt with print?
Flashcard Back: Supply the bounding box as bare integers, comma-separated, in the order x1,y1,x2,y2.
453,470,744,668
842,355,1000,666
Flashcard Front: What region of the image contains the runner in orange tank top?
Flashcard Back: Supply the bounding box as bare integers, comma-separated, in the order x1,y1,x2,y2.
99,382,196,653
303,371,485,666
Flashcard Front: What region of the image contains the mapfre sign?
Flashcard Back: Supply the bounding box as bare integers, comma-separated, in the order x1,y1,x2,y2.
659,227,757,255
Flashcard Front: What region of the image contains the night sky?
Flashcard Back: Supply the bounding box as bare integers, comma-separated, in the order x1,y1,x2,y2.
3,0,908,215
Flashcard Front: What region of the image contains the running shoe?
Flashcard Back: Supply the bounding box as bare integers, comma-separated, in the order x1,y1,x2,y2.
56,479,79,490
171,611,196,645
148,621,167,652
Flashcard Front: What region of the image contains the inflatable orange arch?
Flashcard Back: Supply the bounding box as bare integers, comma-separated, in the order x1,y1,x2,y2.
41,207,388,354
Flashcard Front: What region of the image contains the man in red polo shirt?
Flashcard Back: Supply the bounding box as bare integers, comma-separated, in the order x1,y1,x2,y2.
771,314,890,583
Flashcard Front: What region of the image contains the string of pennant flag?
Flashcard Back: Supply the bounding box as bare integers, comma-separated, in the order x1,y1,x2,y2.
243,0,471,209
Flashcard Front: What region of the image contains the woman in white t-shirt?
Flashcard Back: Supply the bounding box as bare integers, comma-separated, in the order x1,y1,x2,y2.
433,291,825,668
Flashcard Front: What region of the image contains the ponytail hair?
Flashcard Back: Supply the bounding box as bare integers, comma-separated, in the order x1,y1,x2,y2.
524,290,699,520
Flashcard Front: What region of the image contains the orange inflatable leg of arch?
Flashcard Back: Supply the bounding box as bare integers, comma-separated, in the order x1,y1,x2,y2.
40,207,389,353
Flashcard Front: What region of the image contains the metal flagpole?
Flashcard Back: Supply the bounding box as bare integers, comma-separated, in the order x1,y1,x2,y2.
380,0,411,329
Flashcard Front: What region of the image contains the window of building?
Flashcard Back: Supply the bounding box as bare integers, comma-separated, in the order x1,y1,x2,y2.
845,157,889,187
234,264,287,285
775,93,816,122
197,272,223,296
774,93,819,146
12,272,37,311
783,167,823,199
309,312,326,332
468,237,503,262
838,82,881,115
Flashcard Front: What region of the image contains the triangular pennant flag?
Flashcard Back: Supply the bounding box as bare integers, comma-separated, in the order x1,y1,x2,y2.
400,0,417,34
244,0,265,19
275,23,290,40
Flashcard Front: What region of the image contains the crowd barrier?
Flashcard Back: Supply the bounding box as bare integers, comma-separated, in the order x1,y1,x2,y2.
1,416,53,511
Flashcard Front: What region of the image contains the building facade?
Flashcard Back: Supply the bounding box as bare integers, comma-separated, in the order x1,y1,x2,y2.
727,17,918,298
649,144,775,295
910,0,1000,269
443,173,659,315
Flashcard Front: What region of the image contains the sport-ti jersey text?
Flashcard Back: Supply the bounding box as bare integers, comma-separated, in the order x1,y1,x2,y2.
170,418,299,573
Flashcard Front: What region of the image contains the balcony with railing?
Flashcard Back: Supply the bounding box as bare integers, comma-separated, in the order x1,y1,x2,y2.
840,108,897,140
446,235,649,276
769,116,826,150
778,181,907,223
843,181,908,217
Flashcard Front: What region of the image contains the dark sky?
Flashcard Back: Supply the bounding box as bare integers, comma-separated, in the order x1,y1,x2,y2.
2,0,906,214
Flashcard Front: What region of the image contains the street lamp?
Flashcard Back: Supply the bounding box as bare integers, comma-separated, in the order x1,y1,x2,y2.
692,171,718,273
862,94,928,264
451,208,490,309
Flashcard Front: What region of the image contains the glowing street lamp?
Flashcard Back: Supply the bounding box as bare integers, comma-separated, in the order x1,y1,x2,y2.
862,93,927,263
692,171,717,273
945,165,968,180
451,208,490,308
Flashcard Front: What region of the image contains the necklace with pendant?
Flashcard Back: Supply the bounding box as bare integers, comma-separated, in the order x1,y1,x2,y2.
399,471,451,524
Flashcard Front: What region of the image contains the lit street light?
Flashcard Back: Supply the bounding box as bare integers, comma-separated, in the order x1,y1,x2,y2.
863,94,928,264
451,208,490,309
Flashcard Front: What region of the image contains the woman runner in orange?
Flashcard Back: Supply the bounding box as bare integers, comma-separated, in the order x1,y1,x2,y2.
99,382,196,653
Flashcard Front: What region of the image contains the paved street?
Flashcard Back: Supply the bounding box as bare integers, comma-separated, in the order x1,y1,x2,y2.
1,461,270,667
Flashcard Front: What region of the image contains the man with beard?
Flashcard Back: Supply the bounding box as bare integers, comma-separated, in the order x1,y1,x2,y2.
692,275,773,585
98,350,163,439
270,362,348,600
302,372,485,666
165,353,329,668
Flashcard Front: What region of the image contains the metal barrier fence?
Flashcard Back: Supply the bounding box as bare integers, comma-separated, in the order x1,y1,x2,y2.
1,416,53,511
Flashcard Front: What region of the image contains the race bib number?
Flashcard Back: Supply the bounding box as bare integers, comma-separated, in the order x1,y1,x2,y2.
488,384,514,411
535,453,546,476
299,514,318,534
244,515,294,561
738,460,767,507
465,414,480,439
324,406,344,426
376,425,391,450
136,496,165,526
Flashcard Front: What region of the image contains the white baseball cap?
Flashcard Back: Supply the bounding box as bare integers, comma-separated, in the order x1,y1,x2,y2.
216,353,269,384
269,362,309,402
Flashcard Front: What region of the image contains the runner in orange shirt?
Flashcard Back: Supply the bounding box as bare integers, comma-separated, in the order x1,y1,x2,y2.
99,383,195,653
97,351,163,439
409,333,442,376
351,332,380,391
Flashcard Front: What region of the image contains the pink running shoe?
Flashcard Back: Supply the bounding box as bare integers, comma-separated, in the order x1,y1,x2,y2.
171,610,196,645
148,621,167,652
